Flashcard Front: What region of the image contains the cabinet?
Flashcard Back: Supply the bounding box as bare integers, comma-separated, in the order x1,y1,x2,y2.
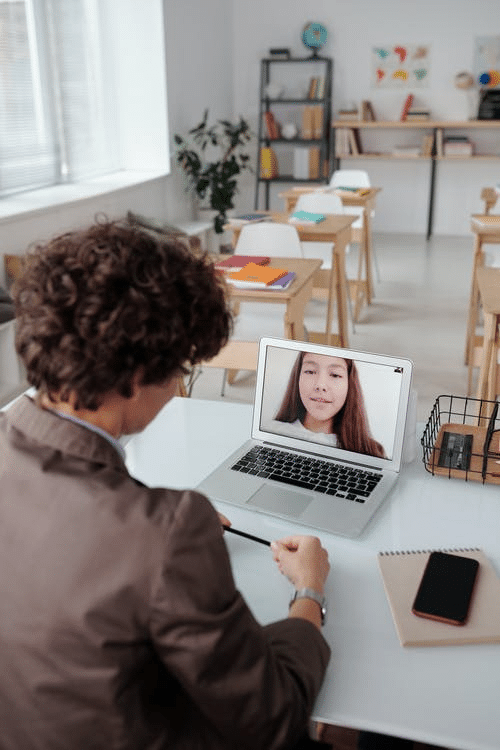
255,56,333,210
332,120,500,237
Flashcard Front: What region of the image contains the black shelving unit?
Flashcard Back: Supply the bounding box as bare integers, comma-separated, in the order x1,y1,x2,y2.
255,56,333,210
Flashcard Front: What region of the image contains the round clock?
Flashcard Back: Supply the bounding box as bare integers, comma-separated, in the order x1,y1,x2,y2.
302,22,328,57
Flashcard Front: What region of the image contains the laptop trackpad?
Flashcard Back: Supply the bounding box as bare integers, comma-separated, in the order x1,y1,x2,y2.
247,485,311,517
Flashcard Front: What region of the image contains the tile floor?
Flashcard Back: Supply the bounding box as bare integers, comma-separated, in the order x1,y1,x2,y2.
190,232,474,426
189,232,474,750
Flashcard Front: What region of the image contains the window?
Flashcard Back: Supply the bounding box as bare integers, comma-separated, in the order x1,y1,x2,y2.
0,0,120,198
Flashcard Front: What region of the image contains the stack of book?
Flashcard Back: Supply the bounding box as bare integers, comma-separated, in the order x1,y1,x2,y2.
337,108,359,121
443,136,473,156
215,256,295,290
405,107,431,121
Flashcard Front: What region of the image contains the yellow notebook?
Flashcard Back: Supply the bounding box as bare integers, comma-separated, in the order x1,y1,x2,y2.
378,548,500,647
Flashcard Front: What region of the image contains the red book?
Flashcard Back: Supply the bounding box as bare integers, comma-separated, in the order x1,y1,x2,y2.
215,255,270,272
400,94,414,121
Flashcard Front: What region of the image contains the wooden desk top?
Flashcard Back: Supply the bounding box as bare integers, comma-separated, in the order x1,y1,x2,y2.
222,256,322,301
278,186,381,206
471,215,500,237
477,266,500,313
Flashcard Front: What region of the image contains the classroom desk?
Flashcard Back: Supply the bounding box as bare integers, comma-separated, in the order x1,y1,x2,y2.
465,215,500,369
224,256,321,342
227,213,355,347
279,186,381,311
125,397,500,750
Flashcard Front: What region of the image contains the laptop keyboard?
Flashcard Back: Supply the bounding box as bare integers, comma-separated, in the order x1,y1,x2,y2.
231,445,382,503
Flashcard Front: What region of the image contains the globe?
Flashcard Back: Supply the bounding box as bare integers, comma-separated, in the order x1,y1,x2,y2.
302,22,327,57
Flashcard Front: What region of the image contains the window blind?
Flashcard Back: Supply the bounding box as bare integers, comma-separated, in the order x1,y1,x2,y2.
0,0,119,198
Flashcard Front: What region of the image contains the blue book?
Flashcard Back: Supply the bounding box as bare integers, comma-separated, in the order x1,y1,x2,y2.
289,210,325,224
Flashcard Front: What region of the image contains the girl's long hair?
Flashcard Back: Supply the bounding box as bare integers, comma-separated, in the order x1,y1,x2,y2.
274,351,386,458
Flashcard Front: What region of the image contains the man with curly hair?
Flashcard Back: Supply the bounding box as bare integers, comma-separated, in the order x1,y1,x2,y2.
0,220,331,750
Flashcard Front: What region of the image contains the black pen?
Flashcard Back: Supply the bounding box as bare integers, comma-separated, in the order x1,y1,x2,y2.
222,524,271,547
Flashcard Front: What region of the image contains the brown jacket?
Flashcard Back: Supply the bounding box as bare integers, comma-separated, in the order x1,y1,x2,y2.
0,397,330,749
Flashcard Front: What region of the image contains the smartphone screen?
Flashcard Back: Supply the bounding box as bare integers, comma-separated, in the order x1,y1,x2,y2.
412,551,479,626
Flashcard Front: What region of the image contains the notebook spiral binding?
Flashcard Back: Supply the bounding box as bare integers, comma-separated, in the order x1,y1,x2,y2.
379,547,480,556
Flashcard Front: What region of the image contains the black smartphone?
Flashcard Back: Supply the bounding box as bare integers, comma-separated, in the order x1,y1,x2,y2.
412,551,479,626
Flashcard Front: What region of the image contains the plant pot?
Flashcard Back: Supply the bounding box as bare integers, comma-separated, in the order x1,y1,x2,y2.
195,206,234,253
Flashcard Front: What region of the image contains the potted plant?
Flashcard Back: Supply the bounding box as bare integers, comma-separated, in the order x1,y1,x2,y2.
174,110,253,234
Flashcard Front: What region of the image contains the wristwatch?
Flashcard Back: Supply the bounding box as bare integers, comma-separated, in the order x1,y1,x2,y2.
290,587,327,626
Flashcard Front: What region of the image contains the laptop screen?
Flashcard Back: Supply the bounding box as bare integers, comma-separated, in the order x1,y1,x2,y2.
253,339,413,471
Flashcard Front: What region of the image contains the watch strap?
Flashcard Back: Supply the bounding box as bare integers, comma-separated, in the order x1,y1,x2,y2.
290,587,327,625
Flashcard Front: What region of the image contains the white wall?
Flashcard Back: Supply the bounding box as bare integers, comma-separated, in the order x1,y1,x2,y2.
231,0,500,235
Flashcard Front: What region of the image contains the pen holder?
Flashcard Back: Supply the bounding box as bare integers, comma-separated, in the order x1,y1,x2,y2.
421,394,500,484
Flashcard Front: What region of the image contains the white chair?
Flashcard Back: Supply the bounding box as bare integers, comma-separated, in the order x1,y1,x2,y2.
329,168,381,282
234,221,304,258
200,222,304,396
294,192,356,332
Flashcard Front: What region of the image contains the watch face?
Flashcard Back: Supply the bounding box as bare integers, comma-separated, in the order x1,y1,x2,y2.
302,22,328,51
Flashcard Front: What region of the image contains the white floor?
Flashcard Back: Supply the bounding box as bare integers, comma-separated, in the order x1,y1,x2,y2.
189,232,474,426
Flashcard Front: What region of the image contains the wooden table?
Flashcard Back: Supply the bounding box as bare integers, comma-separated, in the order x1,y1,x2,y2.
465,216,500,378
475,266,500,401
279,186,381,314
224,256,322,342
227,213,355,347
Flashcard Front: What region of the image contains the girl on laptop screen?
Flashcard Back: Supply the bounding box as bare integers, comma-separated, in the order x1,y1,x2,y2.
271,351,386,458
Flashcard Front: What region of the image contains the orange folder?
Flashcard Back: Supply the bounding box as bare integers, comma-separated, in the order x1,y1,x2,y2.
228,262,288,286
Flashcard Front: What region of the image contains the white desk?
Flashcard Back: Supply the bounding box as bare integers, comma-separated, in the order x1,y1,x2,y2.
125,397,500,750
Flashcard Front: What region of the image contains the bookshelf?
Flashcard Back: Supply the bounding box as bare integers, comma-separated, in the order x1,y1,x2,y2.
255,56,333,210
332,120,500,237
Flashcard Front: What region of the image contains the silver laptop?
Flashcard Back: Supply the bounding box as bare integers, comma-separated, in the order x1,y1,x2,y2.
197,337,413,538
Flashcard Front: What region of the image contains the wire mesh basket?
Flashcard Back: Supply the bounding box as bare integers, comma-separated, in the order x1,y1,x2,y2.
421,394,500,484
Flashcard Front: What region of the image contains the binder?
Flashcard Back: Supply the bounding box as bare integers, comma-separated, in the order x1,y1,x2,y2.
378,548,500,647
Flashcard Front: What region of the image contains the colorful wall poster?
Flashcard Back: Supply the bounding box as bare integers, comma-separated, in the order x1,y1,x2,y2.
371,44,430,88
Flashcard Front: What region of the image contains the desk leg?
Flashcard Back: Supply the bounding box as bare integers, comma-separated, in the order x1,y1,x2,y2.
363,206,375,303
465,235,484,366
284,278,314,341
328,227,350,348
476,311,496,401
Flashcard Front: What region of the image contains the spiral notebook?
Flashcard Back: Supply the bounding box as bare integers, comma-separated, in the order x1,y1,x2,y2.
378,548,500,647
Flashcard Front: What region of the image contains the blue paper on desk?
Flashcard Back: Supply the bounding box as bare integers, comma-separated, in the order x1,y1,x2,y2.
289,210,325,224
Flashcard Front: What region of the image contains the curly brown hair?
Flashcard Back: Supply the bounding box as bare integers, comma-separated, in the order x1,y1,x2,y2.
13,219,232,409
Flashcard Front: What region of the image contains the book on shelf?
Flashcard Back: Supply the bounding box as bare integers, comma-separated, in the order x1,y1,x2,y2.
378,548,500,647
443,137,473,156
337,109,359,121
264,110,279,139
301,106,314,139
315,76,325,100
421,133,434,157
335,127,362,156
361,100,376,121
312,105,323,138
308,147,321,179
307,76,318,99
227,262,289,288
226,214,269,226
293,147,310,179
215,255,270,272
400,93,414,121
405,107,430,121
260,147,278,178
289,210,325,225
